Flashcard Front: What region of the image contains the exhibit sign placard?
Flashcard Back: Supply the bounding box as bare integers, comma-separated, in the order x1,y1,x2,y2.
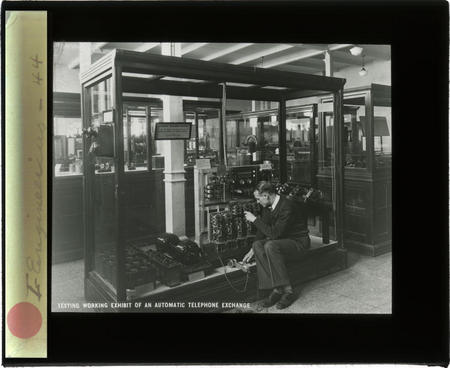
195,158,211,169
155,122,192,140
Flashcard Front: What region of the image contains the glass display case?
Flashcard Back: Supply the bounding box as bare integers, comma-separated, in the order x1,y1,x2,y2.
317,84,391,255
123,105,150,172
285,104,318,186
183,107,221,167
80,49,346,304
225,101,280,179
52,92,85,263
84,76,118,288
53,92,84,177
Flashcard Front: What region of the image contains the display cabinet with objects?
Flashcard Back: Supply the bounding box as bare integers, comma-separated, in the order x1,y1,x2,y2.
285,104,318,187
225,107,279,169
80,49,347,305
52,92,85,263
317,84,391,256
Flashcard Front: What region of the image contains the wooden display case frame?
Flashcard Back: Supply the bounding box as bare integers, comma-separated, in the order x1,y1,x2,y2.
317,84,392,256
80,49,346,303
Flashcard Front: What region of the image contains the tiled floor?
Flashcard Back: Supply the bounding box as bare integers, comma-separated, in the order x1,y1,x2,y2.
265,251,392,314
52,251,392,314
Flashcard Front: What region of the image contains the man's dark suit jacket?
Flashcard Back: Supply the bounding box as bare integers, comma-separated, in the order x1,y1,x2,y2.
253,194,309,241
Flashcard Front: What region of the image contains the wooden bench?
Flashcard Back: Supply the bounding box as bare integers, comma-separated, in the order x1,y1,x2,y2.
111,235,346,313
118,200,348,312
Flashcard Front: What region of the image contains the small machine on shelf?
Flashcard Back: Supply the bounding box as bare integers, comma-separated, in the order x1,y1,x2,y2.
130,234,213,291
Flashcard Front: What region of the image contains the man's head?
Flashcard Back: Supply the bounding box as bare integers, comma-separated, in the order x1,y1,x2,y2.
254,181,277,207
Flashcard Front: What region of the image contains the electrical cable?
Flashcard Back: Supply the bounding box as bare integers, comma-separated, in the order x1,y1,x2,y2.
217,252,250,293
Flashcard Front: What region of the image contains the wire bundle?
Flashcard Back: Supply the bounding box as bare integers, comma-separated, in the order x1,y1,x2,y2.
210,212,225,243
223,211,235,240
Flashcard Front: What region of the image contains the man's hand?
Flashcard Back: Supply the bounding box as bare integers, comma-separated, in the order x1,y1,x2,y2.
242,247,254,263
244,211,256,223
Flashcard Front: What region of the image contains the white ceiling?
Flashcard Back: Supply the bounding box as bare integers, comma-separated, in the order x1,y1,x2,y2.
54,42,390,75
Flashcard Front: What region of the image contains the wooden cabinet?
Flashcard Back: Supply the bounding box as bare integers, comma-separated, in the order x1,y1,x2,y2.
52,176,84,263
52,92,84,263
317,84,391,256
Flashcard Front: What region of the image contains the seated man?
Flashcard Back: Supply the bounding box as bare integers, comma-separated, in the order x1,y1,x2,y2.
243,181,310,309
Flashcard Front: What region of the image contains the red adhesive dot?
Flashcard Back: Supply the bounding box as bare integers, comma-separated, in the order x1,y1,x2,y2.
7,302,42,338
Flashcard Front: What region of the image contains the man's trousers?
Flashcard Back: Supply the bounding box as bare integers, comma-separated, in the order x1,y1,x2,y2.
252,237,310,290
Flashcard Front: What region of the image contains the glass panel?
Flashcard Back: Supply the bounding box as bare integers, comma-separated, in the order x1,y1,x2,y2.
86,77,117,289
123,106,149,172
373,106,392,168
53,117,83,176
149,106,165,169
344,105,366,168
199,109,220,166
286,108,313,184
321,100,367,169
225,99,280,181
323,112,333,167
184,111,197,166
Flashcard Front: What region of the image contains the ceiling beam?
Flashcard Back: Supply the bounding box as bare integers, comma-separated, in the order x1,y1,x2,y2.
92,42,108,52
134,42,160,52
360,45,391,60
230,44,294,65
68,42,109,69
261,44,352,68
289,57,325,69
293,43,328,51
274,63,324,74
181,42,209,55
329,50,368,66
201,43,253,61
69,57,81,69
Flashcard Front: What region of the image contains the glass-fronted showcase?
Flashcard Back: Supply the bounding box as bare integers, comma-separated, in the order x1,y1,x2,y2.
80,49,346,305
285,105,318,186
317,84,391,256
54,92,84,177
52,92,84,264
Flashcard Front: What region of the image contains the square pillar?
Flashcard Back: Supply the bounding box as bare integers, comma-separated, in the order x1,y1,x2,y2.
161,43,186,236
324,50,334,77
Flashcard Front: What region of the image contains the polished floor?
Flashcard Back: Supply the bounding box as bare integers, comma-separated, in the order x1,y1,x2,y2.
52,251,391,314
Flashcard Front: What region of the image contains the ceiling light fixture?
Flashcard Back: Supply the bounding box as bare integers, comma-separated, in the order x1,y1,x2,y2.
359,55,368,76
350,46,363,56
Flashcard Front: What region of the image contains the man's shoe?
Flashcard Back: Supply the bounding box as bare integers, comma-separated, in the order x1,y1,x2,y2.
276,292,296,310
260,290,283,308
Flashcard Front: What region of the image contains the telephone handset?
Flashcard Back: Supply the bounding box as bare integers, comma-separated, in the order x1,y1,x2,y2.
83,123,115,157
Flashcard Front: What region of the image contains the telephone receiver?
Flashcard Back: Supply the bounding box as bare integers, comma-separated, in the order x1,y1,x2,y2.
82,126,98,139
83,126,99,155
305,188,314,200
227,258,250,273
83,124,115,157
